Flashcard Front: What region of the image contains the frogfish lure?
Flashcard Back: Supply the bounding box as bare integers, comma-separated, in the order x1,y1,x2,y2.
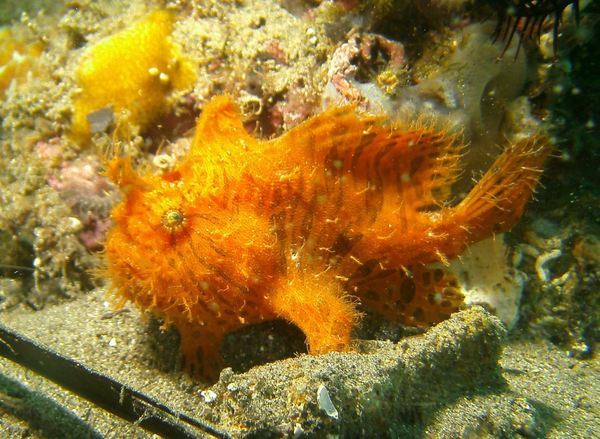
104,96,550,381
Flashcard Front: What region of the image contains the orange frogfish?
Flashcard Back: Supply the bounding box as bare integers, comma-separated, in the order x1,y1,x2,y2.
104,96,550,381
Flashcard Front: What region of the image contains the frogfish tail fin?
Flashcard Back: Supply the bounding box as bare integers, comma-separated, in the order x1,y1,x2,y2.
452,135,552,242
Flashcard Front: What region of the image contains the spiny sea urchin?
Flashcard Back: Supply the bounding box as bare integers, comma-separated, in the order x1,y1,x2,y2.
486,0,580,55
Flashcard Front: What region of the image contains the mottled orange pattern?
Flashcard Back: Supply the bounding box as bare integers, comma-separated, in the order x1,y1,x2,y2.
104,96,550,381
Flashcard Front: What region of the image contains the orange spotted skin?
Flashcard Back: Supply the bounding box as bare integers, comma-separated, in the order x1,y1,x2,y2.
104,96,550,381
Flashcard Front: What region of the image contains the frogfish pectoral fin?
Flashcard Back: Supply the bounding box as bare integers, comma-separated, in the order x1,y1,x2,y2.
270,271,360,354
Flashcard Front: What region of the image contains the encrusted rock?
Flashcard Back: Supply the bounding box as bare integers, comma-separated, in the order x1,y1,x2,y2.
205,306,506,437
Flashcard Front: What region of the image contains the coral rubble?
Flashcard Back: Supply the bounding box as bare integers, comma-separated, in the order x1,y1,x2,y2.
0,0,598,435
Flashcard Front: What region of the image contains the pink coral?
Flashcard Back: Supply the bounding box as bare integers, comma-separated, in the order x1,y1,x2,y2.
327,33,406,106
267,82,319,133
48,155,116,251
35,137,64,162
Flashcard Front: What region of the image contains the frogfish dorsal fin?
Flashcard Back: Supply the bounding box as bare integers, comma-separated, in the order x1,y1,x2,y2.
189,95,254,157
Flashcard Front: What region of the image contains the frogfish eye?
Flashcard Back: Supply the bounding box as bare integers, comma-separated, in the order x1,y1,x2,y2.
161,209,186,232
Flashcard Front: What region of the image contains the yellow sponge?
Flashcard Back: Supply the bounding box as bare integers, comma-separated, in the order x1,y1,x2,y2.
0,27,44,96
71,11,196,142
